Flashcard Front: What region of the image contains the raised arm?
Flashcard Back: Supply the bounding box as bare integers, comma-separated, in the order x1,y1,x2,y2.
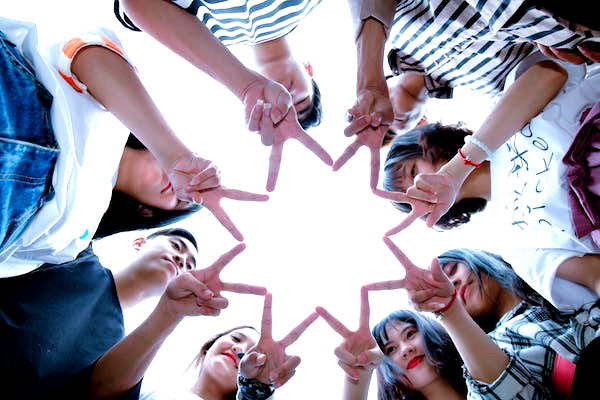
403,60,568,228
90,245,265,399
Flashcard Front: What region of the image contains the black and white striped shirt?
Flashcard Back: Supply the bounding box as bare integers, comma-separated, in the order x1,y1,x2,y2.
115,0,322,45
387,0,599,98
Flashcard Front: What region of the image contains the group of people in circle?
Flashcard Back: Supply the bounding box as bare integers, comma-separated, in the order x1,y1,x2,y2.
1,0,599,399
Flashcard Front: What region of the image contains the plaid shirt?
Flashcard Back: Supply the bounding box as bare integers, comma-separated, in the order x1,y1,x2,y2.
465,301,600,399
387,0,600,98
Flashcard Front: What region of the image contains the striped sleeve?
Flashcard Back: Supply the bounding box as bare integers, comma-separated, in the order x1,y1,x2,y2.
465,354,549,400
114,0,201,31
56,29,135,95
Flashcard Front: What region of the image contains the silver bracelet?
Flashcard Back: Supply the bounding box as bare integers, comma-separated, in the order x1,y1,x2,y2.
464,135,493,159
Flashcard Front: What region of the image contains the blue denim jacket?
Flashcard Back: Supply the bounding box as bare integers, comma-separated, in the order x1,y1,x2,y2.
0,30,59,254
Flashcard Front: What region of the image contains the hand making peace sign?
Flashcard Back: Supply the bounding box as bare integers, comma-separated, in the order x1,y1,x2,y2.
161,243,266,318
239,293,319,388
247,97,333,192
316,287,383,383
333,124,388,189
364,238,455,312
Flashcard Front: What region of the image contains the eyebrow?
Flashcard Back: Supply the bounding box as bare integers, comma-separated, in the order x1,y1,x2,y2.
173,237,196,268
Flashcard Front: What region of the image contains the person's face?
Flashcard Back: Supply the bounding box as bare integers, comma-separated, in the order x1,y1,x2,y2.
201,328,259,390
441,262,502,318
387,75,425,133
118,148,194,211
395,157,440,192
130,234,199,292
382,321,439,391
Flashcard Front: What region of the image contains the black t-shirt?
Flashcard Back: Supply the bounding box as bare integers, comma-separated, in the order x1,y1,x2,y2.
0,246,140,399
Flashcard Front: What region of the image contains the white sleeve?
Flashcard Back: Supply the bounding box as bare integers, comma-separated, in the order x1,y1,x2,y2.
503,248,597,311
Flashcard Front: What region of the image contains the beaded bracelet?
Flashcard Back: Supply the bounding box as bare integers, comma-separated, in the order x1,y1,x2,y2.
464,135,493,159
237,375,275,400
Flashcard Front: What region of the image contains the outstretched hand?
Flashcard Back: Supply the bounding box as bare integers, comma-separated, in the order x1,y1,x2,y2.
159,244,265,319
372,188,434,235
240,293,318,388
167,153,221,201
247,100,333,191
200,187,269,241
404,169,461,228
333,125,387,189
316,287,383,383
345,87,394,136
364,238,454,312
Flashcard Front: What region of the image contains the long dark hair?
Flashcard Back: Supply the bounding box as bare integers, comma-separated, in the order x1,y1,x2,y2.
437,248,563,332
372,310,466,400
190,325,258,400
94,134,201,239
383,123,487,229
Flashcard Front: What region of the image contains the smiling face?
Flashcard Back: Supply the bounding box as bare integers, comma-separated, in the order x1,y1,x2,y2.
116,147,195,211
128,233,199,295
441,261,503,319
382,321,440,392
200,328,259,391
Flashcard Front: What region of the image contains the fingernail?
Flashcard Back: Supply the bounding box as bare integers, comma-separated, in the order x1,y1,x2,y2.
257,99,264,106
269,372,278,382
202,289,213,298
264,102,271,110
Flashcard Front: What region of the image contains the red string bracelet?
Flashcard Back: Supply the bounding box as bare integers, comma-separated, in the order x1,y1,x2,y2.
436,288,457,314
458,149,483,168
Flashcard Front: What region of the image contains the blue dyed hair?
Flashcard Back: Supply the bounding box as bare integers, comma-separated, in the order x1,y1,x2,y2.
372,310,465,400
437,248,560,331
383,123,486,229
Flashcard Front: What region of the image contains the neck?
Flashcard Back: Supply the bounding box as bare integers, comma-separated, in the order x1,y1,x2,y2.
496,289,522,320
114,266,158,309
458,161,491,201
190,372,227,400
419,377,464,400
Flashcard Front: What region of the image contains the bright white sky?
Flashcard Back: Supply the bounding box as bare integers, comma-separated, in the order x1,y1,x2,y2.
6,1,508,398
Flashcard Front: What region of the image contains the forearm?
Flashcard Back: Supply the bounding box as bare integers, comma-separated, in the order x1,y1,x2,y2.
439,302,509,384
90,300,182,399
356,18,388,94
556,254,600,296
342,373,373,400
71,45,189,169
348,0,396,41
122,0,260,99
441,61,567,180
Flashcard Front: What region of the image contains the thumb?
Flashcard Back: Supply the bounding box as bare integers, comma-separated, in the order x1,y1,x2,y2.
240,351,266,379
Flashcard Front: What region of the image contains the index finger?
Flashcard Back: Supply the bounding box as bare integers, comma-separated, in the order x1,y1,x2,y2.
206,203,244,242
383,237,416,270
207,243,246,273
279,312,318,348
222,281,267,296
260,293,273,339
219,188,269,202
369,147,381,189
315,306,352,338
295,131,333,166
358,286,370,330
385,206,426,236
371,188,409,203
266,143,284,192
363,280,406,291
